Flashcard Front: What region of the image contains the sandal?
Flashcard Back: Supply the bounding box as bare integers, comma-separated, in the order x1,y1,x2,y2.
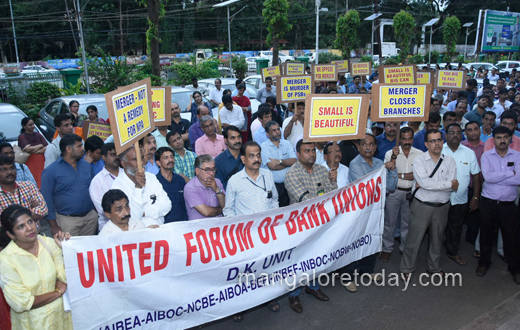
473,250,481,258
426,269,446,278
267,300,280,312
448,254,467,266
400,273,411,281
232,312,243,322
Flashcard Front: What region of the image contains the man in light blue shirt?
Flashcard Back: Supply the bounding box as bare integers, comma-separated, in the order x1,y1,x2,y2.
260,121,297,207
480,111,496,143
140,133,159,175
253,106,273,145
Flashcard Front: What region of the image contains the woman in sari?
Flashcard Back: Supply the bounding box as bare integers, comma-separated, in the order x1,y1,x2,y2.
17,118,47,188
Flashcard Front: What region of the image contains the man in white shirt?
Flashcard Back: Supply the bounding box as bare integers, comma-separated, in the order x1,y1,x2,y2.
442,123,481,267
112,146,171,226
493,88,512,118
323,142,349,188
252,106,273,144
209,78,223,104
282,101,305,146
380,127,422,262
44,113,74,168
487,68,499,82
89,143,124,231
219,95,245,130
99,189,158,236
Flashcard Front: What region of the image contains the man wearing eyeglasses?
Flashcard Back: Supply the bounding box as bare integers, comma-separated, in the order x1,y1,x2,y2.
194,116,227,158
183,154,225,220
442,123,481,267
400,129,457,280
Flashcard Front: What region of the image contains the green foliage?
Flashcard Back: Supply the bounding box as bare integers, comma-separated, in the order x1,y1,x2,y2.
168,59,220,86
430,50,441,64
443,16,461,59
27,82,61,111
360,55,373,63
384,58,399,65
409,54,425,64
232,57,248,79
455,54,465,64
318,53,343,64
59,81,86,96
334,10,361,59
263,0,292,64
393,10,415,62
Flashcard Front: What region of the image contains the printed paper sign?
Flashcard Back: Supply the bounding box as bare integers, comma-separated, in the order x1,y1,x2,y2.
350,62,371,76
261,66,281,83
378,65,416,84
63,168,386,330
371,83,432,122
304,94,370,141
284,62,305,75
277,75,313,103
151,87,172,126
313,64,337,82
105,78,155,154
332,60,349,72
416,72,432,84
434,70,467,91
83,122,112,141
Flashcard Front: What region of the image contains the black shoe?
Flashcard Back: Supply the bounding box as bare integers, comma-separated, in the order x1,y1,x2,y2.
394,236,401,243
513,273,520,284
288,296,302,313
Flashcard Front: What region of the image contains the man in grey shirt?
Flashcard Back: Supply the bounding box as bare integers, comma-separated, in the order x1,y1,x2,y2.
256,76,277,103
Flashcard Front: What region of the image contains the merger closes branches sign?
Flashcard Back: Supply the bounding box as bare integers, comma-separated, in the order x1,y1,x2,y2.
371,83,432,122
63,168,386,330
304,94,370,142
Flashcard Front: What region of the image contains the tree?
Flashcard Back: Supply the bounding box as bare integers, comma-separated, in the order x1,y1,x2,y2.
334,10,360,59
262,0,292,66
393,10,415,62
443,16,461,61
138,0,167,78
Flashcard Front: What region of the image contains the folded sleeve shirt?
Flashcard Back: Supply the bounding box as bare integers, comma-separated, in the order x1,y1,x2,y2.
442,143,481,205
183,176,225,220
223,168,278,216
481,147,520,202
41,158,94,220
384,146,422,189
260,139,296,183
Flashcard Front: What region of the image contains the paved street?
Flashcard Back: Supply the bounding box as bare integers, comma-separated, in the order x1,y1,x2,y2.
199,233,520,330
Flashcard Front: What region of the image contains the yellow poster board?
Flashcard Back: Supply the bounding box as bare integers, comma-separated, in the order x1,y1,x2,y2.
434,70,467,91
313,64,337,82
331,60,349,72
304,94,371,142
350,62,372,76
151,87,172,126
416,72,432,84
105,78,155,154
277,75,314,104
284,62,305,75
371,83,433,122
261,66,281,83
378,65,417,84
83,122,112,141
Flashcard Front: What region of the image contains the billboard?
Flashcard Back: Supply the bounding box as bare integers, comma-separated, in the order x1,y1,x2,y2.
481,10,520,52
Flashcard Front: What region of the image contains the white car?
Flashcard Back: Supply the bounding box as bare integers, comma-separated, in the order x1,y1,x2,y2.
246,57,260,71
467,62,498,72
21,65,59,75
197,78,260,114
244,75,264,90
259,51,294,63
496,61,520,74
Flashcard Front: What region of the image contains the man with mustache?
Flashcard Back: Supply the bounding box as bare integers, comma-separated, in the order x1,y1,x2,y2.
380,127,422,263
155,147,188,223
89,143,124,231
195,116,227,158
141,133,159,174
261,121,297,207
215,126,244,190
183,154,226,220
375,121,399,160
167,130,197,183
99,189,159,235
484,111,520,152
0,142,37,186
477,126,520,284
112,146,171,226
442,123,481,267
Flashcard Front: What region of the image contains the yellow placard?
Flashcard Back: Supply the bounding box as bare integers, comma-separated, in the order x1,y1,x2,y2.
285,62,305,75
279,76,313,103
262,66,281,82
112,84,152,146
383,66,415,84
314,64,337,81
378,85,427,119
332,60,349,72
351,62,371,76
435,70,465,90
151,88,165,122
84,122,112,141
417,72,432,84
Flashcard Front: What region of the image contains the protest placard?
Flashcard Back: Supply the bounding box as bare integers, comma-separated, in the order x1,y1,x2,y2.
313,64,337,82
83,122,112,141
151,87,172,126
331,60,349,72
276,75,314,104
378,65,417,84
434,70,467,91
63,168,386,330
350,62,372,76
104,78,155,155
416,71,433,84
371,83,432,122
261,65,281,83
304,94,370,142
283,62,305,75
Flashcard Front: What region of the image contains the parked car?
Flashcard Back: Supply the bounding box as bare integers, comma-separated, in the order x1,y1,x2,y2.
36,94,108,141
171,86,218,122
467,62,499,72
246,57,260,71
496,61,520,74
0,103,49,146
218,54,236,64
259,51,294,63
244,74,264,90
197,78,260,114
21,65,59,75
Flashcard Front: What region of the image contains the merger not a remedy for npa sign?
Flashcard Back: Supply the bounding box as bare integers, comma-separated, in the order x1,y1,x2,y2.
63,168,387,330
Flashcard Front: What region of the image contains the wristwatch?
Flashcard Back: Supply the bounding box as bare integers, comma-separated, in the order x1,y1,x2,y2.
279,159,283,165
216,188,223,195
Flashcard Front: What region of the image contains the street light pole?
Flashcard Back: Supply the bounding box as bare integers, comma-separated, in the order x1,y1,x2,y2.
316,0,320,65
77,0,90,94
429,25,433,64
462,23,474,61
8,0,19,65
227,6,232,74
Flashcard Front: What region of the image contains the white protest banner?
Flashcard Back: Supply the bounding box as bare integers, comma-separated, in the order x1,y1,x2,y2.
63,168,386,330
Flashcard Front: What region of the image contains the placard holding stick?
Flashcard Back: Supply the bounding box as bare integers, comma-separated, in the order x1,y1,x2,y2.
104,78,155,157
151,86,172,126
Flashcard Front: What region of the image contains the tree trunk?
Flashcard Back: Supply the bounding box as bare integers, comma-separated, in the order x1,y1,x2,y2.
272,38,279,67
147,0,161,78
